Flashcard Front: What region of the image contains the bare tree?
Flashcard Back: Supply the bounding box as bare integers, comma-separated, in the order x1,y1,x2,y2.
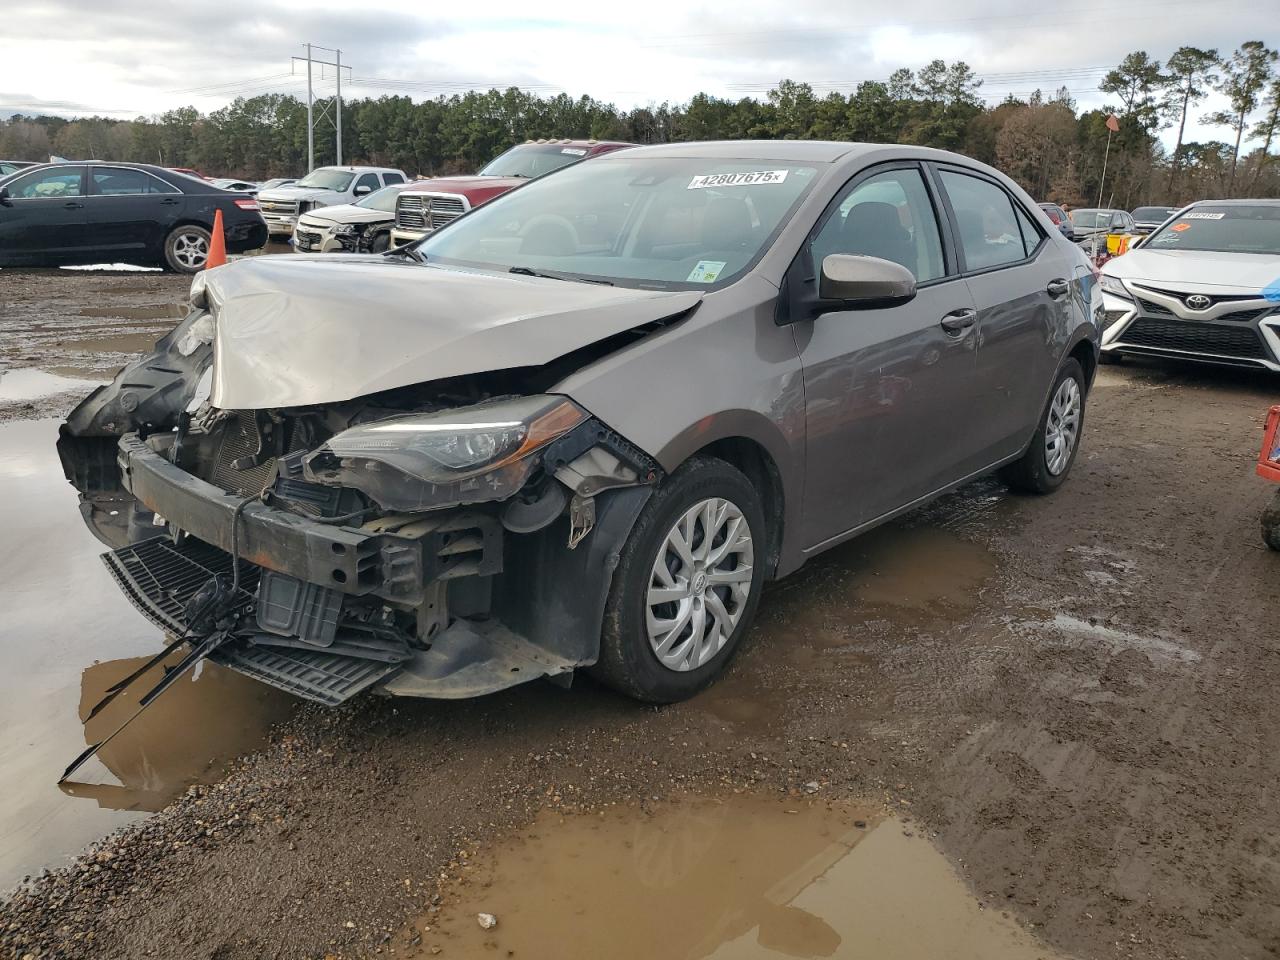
1204,41,1278,193
1161,47,1219,194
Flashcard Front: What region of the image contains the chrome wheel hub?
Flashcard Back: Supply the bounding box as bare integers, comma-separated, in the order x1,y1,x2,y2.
646,497,754,672
173,232,209,269
1044,376,1082,476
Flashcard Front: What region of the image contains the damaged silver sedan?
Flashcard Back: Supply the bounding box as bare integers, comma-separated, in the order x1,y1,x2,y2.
58,141,1100,709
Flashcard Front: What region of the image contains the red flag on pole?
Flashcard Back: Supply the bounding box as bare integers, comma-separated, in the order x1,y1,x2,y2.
1105,114,1120,133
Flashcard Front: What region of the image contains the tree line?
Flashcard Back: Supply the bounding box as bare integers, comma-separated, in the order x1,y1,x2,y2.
2,40,1278,208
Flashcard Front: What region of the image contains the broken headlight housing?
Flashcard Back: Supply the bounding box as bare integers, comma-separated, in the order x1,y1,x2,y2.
303,395,588,511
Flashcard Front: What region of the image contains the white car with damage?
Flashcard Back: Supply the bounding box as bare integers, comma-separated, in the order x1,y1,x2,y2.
1099,200,1280,370
257,165,408,238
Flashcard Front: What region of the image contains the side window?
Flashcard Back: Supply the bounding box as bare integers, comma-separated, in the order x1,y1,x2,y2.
810,167,945,283
5,166,83,199
91,168,178,196
382,172,404,185
1013,203,1044,258
355,173,380,192
939,170,1027,271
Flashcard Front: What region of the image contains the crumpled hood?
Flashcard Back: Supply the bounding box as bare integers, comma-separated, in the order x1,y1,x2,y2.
297,203,389,227
203,255,702,409
1104,249,1280,292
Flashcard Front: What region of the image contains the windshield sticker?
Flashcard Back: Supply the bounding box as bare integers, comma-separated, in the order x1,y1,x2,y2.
687,260,727,283
1152,234,1180,244
560,147,587,156
1263,279,1280,303
1184,211,1225,220
688,170,789,190
1171,222,1191,232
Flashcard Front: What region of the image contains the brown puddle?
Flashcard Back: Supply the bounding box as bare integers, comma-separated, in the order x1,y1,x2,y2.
76,304,185,322
60,656,294,812
846,524,996,614
0,419,295,888
410,796,1063,960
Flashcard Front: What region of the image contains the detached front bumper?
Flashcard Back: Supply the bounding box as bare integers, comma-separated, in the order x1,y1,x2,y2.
262,213,297,236
102,432,650,704
389,226,427,247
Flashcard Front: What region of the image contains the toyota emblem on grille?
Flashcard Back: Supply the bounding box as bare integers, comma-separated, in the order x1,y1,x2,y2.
1185,294,1211,311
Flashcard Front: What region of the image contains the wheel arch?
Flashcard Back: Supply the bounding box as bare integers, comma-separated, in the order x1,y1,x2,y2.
654,412,799,579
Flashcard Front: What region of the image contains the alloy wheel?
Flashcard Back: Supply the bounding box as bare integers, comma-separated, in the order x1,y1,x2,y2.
173,232,209,270
1045,376,1082,476
645,497,754,672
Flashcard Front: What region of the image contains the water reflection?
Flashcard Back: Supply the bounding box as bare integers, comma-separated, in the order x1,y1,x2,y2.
0,419,292,889
419,796,1064,960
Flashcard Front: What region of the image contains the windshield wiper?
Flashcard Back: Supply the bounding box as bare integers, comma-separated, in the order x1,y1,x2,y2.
509,266,612,285
386,246,425,263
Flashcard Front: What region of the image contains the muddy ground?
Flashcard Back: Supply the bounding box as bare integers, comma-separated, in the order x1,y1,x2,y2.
1,266,1279,960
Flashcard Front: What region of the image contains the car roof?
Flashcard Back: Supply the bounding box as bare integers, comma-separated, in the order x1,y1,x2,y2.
613,140,875,163
315,165,403,173
1185,198,1280,206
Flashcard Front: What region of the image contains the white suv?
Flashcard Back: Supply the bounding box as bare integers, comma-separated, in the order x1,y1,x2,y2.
257,166,407,238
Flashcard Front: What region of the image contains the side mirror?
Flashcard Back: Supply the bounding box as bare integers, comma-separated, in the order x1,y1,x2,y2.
353,185,372,196
0,187,10,206
817,254,916,310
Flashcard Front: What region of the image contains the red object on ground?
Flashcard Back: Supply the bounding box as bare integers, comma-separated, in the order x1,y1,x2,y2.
1256,406,1280,482
206,209,227,269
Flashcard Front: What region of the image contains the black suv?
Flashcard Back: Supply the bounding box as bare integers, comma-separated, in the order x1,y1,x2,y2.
0,162,268,272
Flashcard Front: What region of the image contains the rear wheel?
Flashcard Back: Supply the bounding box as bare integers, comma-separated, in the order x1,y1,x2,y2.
163,225,211,273
592,457,766,703
1000,358,1086,494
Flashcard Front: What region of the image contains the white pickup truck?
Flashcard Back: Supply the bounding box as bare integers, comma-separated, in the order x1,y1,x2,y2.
257,165,408,238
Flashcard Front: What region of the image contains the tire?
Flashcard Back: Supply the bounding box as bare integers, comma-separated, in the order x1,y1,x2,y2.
1261,488,1280,551
591,456,767,703
1000,358,1087,494
369,231,391,253
163,225,212,273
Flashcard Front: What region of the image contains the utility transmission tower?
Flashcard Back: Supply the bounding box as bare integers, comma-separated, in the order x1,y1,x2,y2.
291,44,352,171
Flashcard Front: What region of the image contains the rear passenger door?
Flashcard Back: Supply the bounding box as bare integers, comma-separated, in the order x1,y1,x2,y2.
791,163,980,548
85,166,183,254
933,165,1070,464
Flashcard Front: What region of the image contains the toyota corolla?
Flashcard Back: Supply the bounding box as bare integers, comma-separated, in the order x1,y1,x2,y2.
59,141,1099,708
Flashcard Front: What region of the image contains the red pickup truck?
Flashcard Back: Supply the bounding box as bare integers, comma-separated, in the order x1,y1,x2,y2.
388,139,633,247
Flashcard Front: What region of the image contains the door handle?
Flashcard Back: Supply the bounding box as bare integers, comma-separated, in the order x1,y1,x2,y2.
63,201,84,209
160,197,179,205
1046,278,1070,298
939,308,977,334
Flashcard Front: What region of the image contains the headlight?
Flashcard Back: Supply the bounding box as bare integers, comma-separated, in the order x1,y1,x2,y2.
1100,275,1130,299
303,395,589,511
332,223,362,236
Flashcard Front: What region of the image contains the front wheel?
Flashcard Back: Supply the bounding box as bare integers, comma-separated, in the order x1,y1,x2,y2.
1000,358,1086,494
368,231,391,253
163,225,211,273
592,457,767,703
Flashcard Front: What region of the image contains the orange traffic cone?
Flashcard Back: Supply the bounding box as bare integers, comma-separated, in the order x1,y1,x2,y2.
206,208,227,269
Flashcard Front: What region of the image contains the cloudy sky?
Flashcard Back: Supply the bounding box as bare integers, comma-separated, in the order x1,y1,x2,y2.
0,0,1272,149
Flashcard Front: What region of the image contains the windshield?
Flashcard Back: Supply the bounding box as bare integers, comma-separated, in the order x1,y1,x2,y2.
295,169,355,191
1070,209,1114,229
478,145,594,179
1145,205,1280,254
414,157,820,290
355,185,403,212
1133,207,1176,222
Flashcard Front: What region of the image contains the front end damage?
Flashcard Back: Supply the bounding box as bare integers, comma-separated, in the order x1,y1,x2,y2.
58,297,667,707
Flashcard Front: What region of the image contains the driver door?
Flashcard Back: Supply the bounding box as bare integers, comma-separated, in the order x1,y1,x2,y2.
0,165,89,264
789,163,979,549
